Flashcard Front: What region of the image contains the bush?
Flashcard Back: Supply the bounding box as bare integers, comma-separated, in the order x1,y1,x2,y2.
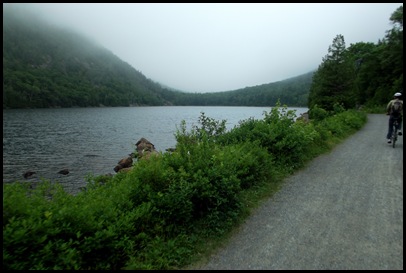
3,105,368,270
309,104,329,121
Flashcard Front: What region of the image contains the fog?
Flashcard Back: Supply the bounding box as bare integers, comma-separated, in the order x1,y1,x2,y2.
4,3,402,93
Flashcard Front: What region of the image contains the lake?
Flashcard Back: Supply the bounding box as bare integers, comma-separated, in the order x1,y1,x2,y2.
3,106,308,194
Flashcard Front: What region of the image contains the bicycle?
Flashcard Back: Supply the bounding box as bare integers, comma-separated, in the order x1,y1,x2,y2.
391,118,400,148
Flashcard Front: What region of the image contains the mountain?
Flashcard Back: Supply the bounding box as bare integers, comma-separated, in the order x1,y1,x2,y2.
168,71,314,106
3,5,313,109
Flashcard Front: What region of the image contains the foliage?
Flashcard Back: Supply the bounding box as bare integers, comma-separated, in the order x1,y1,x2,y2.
3,5,403,110
170,72,314,107
308,34,355,111
315,110,367,139
308,5,403,112
3,5,313,109
3,102,367,270
2,2,400,271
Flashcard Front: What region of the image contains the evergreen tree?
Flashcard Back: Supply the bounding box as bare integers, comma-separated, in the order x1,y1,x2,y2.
381,5,403,99
308,34,354,111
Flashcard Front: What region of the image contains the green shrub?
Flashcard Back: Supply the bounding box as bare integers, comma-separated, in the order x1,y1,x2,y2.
317,110,367,138
309,104,329,121
3,105,368,270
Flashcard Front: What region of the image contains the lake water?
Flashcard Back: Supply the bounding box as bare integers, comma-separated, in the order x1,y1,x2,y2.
3,106,308,194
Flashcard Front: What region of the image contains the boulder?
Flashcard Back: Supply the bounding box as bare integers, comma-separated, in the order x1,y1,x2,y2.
113,138,161,173
135,137,158,159
114,156,133,173
296,111,309,123
23,171,36,179
114,164,123,173
58,169,69,175
141,150,160,160
117,156,133,168
135,137,155,152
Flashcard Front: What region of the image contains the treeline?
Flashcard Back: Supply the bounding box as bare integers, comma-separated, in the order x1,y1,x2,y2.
3,4,312,109
3,5,402,110
161,72,313,107
308,5,403,113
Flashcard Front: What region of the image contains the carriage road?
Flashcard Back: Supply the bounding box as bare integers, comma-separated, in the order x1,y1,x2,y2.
191,114,403,270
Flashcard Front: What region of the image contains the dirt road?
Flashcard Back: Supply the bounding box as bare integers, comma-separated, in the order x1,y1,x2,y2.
193,114,403,270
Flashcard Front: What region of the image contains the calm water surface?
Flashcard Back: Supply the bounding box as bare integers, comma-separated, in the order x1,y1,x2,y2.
3,106,307,194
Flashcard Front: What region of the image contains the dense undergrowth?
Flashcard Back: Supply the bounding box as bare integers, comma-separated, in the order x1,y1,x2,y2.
3,103,367,270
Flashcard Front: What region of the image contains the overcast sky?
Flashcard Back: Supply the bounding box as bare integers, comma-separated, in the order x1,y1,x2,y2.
6,3,402,93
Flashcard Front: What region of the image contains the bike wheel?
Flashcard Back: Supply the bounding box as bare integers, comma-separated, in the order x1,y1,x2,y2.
392,129,397,148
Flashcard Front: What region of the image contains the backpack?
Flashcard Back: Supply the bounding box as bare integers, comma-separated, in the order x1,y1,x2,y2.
391,100,402,117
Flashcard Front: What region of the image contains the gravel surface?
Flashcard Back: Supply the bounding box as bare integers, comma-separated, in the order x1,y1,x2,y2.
193,114,403,270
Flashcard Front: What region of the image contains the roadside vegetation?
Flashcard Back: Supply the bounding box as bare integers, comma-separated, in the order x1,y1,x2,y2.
3,4,401,270
3,103,367,270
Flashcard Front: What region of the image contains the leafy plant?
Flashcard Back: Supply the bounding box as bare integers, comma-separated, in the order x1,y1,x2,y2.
2,106,368,270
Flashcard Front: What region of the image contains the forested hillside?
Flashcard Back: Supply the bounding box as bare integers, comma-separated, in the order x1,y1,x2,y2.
3,5,313,109
3,6,175,108
5,4,401,110
162,72,313,107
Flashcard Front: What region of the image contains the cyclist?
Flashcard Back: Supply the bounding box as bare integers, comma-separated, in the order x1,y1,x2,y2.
386,92,403,144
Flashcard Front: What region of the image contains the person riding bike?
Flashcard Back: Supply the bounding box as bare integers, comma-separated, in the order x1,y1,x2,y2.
386,92,403,144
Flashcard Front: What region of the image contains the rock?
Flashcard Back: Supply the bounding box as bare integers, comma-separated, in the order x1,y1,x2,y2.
23,171,36,179
135,137,158,159
114,164,123,173
114,156,133,173
296,111,309,123
58,169,69,175
118,167,133,173
142,150,160,160
113,138,161,173
135,137,155,153
117,156,133,168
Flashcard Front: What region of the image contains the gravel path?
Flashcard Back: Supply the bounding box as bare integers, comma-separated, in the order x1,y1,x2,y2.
193,114,403,270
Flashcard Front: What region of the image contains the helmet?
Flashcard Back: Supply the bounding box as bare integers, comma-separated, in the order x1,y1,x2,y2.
394,92,402,97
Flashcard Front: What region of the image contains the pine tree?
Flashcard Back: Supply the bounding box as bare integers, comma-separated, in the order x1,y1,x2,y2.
308,34,355,111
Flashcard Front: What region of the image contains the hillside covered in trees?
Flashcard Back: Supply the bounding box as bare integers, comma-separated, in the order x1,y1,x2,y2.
3,4,402,110
3,4,313,109
3,5,173,108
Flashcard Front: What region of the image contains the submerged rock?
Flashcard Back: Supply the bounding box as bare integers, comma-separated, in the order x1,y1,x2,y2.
23,171,36,179
58,169,69,175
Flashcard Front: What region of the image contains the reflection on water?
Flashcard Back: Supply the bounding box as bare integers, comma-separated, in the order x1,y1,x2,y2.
3,106,307,194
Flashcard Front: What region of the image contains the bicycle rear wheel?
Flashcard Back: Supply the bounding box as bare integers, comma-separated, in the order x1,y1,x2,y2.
392,127,397,148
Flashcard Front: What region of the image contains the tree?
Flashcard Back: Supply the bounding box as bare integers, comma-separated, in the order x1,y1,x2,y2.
308,34,355,111
381,5,403,98
345,42,379,105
